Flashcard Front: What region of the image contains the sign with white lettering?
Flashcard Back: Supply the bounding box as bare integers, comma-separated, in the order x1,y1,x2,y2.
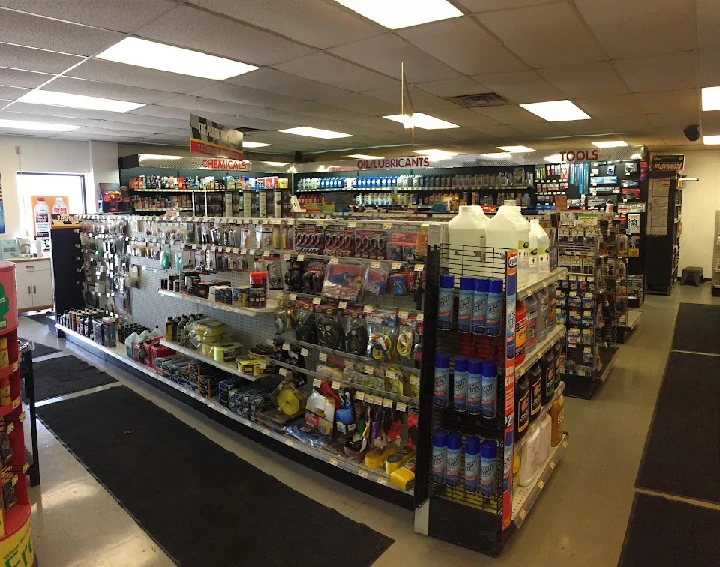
190,114,244,160
357,157,430,170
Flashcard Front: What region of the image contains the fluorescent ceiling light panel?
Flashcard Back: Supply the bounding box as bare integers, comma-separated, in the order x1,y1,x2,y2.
96,37,257,80
497,145,535,153
139,154,182,161
279,127,351,139
414,149,457,159
520,100,590,122
264,161,288,166
703,135,720,145
592,140,628,148
242,141,270,148
702,86,720,111
0,118,78,132
18,89,144,112
481,152,513,159
383,113,458,130
333,0,462,29
347,154,384,159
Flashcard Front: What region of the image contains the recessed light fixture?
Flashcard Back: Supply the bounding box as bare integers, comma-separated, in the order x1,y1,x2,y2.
497,145,535,153
18,89,144,113
520,100,590,122
264,161,288,166
96,37,257,80
703,135,720,145
0,118,78,132
333,0,462,29
481,152,513,159
592,140,628,148
702,86,720,111
279,127,351,139
243,141,270,148
384,113,459,130
138,154,182,161
346,154,384,159
414,149,458,159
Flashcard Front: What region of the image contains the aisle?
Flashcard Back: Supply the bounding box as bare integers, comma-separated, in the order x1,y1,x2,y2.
21,283,720,566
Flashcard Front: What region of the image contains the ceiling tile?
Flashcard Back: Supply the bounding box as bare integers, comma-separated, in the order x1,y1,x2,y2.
613,51,697,92
647,112,699,129
328,34,461,83
0,109,94,126
315,92,396,116
3,101,129,120
574,94,643,117
514,121,570,136
227,68,349,101
48,76,175,105
100,112,188,130
416,77,490,98
557,119,611,136
85,120,169,134
0,9,122,56
0,1,177,33
187,0,383,49
538,62,629,98
364,84,461,113
135,5,316,66
291,101,371,121
0,42,84,74
698,112,720,132
274,52,397,92
476,1,606,67
472,70,563,103
67,59,209,94
0,67,49,88
698,48,720,88
697,0,720,49
156,94,258,117
472,104,544,125
634,89,699,115
187,83,312,112
457,0,558,11
426,108,501,130
574,0,695,58
0,85,29,101
130,105,194,121
398,17,527,75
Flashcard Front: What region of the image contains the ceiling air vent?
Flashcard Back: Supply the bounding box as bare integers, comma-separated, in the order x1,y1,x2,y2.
445,92,509,108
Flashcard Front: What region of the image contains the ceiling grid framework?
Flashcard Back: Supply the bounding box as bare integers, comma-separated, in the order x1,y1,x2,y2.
0,0,713,157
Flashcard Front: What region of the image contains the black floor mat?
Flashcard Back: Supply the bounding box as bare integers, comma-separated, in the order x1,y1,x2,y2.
672,302,720,354
635,352,720,503
37,386,394,567
33,355,117,401
619,493,720,566
19,339,61,358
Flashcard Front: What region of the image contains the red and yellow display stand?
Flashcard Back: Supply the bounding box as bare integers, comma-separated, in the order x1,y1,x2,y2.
0,261,34,567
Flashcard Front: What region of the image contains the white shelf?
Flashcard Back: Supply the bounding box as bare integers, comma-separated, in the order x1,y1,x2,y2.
515,324,566,379
157,340,261,381
158,289,277,316
517,267,567,300
56,324,413,497
625,310,642,330
511,434,568,528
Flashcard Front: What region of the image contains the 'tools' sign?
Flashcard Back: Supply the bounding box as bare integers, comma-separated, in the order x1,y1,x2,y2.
561,150,600,162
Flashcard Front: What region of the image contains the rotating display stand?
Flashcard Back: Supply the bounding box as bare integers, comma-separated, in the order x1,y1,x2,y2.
0,261,35,566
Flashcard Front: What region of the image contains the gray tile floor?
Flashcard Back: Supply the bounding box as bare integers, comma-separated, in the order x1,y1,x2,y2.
20,283,720,566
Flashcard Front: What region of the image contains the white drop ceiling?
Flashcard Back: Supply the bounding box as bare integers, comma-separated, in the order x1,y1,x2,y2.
0,0,715,159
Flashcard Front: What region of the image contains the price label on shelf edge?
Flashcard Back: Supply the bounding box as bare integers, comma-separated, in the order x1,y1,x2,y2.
319,352,328,362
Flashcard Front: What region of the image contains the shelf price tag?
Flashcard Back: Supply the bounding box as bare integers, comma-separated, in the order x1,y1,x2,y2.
355,392,366,401
329,257,339,265
313,378,322,388
331,380,341,390
549,461,556,470
271,218,282,225
377,477,388,485
279,368,288,377
284,439,294,447
329,457,339,466
301,348,309,357
266,338,274,346
282,343,290,351
5,423,13,434
284,253,292,260
338,301,348,309
289,293,297,301
537,480,545,489
363,305,374,313
417,313,424,322
396,402,407,412
248,249,256,255
371,260,381,269
382,398,393,408
312,297,321,305
414,264,425,272
241,248,248,255
348,221,357,228
319,352,328,362
364,364,374,375
297,254,305,262
386,369,396,379
409,375,420,386
359,470,369,479
383,222,393,229
392,262,402,270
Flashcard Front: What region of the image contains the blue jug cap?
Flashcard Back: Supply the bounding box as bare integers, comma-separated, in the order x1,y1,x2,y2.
481,440,497,459
482,360,497,377
435,352,450,368
475,277,490,292
440,274,455,288
433,429,448,447
460,276,475,291
488,278,504,293
465,435,481,455
447,432,463,451
454,356,468,372
468,358,483,374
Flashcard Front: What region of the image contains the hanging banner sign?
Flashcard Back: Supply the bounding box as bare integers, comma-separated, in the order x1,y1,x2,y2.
651,154,685,171
357,157,430,170
190,114,244,160
560,149,599,162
